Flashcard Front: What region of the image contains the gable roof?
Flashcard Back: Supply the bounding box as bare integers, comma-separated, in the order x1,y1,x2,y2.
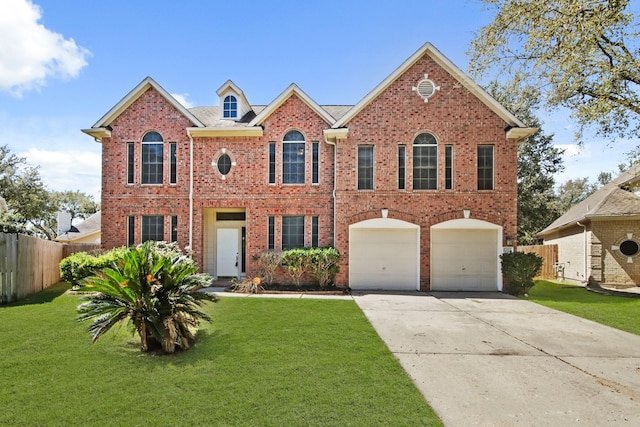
55,211,101,242
332,42,535,138
82,77,204,140
249,83,337,126
538,165,640,236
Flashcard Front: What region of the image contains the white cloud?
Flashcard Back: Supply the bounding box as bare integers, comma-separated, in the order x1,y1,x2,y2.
171,92,194,108
555,143,591,159
19,148,101,201
0,0,91,95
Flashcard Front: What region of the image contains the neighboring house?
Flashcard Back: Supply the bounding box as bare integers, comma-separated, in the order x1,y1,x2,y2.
538,166,640,288
82,42,535,291
55,211,102,244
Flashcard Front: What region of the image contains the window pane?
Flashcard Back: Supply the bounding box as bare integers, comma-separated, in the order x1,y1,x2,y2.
445,145,453,190
312,141,319,184
357,146,374,190
478,145,494,190
223,95,237,118
398,145,406,190
142,131,163,142
282,216,304,249
127,216,135,246
268,216,275,249
413,145,437,189
141,215,164,242
268,142,276,184
283,142,305,184
283,130,305,141
413,133,438,190
217,153,232,175
170,142,177,184
142,143,163,184
171,216,177,242
311,216,319,247
127,143,134,184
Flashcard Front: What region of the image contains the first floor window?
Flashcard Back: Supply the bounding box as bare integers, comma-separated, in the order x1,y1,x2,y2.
170,216,178,242
478,145,494,190
127,216,135,246
268,216,275,249
282,216,304,249
357,145,374,190
142,215,164,242
311,216,319,247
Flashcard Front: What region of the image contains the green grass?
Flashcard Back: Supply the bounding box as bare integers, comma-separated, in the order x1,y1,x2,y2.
527,280,640,335
0,283,442,426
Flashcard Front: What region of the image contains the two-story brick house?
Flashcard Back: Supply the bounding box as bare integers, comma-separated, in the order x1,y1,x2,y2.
82,42,535,291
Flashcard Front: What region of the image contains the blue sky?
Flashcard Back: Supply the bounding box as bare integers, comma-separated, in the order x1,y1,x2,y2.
0,0,636,201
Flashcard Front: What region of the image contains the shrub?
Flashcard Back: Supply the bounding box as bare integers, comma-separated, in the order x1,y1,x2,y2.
306,247,340,288
500,251,543,296
231,276,264,293
281,248,308,287
254,250,282,285
77,241,217,354
60,247,128,287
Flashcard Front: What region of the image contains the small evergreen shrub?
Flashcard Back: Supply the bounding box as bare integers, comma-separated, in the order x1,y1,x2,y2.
254,250,282,285
306,247,340,288
500,251,543,296
281,248,308,287
60,247,128,287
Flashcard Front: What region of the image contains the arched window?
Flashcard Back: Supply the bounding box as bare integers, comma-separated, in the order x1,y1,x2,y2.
141,131,163,184
413,132,438,190
282,130,306,184
223,95,237,118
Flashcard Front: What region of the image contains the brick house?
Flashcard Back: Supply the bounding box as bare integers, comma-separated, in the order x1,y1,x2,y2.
82,42,535,291
538,165,640,288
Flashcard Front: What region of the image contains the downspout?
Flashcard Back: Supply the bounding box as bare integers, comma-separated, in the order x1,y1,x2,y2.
323,134,337,247
188,132,194,252
576,221,588,282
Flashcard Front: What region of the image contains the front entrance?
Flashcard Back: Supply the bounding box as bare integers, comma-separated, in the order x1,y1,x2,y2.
216,228,239,277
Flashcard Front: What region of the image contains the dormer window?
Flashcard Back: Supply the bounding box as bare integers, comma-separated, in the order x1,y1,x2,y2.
223,95,237,118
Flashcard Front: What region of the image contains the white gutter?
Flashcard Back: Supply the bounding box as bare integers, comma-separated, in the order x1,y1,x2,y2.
323,134,337,247
576,221,588,282
188,132,194,252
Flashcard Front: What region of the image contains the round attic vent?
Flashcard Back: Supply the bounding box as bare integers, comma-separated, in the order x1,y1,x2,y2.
413,74,440,102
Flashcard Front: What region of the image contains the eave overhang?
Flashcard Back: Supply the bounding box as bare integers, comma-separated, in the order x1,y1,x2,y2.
323,128,349,143
187,127,264,138
81,127,112,141
506,127,539,140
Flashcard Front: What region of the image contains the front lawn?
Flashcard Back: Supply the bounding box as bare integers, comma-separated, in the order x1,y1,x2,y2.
527,280,640,335
0,283,441,426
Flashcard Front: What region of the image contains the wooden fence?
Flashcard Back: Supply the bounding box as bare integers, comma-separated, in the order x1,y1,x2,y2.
517,244,558,280
0,233,100,304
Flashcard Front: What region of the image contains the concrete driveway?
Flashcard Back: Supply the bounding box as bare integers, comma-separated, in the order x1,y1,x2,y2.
353,291,640,426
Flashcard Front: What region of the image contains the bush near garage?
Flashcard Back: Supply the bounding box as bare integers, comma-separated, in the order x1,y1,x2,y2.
500,251,543,296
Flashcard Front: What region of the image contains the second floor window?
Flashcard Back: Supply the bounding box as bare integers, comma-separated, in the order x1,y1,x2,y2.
413,132,438,190
282,130,305,184
478,145,494,190
223,95,237,118
141,131,163,185
357,145,374,190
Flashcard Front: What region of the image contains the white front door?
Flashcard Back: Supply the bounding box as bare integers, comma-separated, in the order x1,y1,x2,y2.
217,228,239,277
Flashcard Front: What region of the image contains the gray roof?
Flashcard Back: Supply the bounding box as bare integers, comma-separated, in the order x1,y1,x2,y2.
188,105,352,128
538,165,640,236
56,211,101,242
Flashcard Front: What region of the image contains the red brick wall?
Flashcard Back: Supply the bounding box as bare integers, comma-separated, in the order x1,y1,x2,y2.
99,52,518,291
333,54,518,289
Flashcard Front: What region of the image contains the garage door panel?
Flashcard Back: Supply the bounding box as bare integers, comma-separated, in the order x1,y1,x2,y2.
350,228,418,291
431,228,498,291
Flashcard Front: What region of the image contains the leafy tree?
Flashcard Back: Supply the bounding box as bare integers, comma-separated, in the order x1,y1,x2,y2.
486,81,564,244
77,242,217,354
53,190,100,222
554,178,598,213
469,0,640,141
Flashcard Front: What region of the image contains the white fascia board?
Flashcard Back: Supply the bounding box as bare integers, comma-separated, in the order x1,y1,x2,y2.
187,127,264,137
81,127,112,141
91,77,204,129
332,42,528,130
249,83,336,126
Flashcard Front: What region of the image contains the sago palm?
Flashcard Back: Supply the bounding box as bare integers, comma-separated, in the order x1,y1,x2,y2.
77,241,217,353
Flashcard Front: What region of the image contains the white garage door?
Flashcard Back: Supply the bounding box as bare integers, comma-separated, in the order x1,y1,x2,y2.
349,219,419,291
431,221,500,291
